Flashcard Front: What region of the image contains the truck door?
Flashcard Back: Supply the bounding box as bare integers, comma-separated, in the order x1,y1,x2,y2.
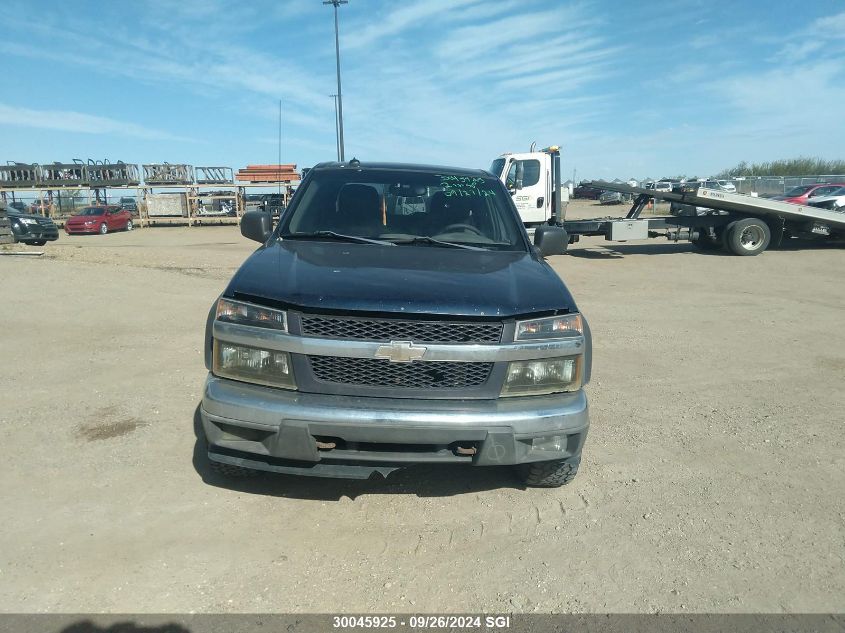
506,156,547,225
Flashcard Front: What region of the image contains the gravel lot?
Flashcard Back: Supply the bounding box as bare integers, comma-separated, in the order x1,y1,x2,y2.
1,200,843,613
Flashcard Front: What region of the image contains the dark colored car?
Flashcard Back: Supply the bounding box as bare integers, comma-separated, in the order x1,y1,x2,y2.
599,191,623,205
200,161,592,488
65,205,134,235
772,183,845,205
118,196,138,215
572,184,602,199
6,207,60,245
672,181,699,194
261,193,286,218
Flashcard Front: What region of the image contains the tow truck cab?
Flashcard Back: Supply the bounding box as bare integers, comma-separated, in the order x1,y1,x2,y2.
489,146,569,226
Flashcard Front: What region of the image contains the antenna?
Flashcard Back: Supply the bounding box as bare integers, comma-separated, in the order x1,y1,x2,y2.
278,99,282,201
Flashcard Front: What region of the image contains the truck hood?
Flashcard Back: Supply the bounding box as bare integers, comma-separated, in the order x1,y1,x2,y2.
226,240,577,318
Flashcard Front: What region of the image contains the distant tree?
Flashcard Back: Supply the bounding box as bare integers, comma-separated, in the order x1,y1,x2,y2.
716,157,845,179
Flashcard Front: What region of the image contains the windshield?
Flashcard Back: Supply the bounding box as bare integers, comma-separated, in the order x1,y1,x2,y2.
77,207,106,216
488,158,505,179
279,169,525,250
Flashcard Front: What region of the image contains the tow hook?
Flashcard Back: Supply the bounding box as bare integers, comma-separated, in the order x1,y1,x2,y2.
454,444,477,456
315,439,337,451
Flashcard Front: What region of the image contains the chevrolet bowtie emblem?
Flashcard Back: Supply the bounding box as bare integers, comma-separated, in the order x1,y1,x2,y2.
374,341,427,363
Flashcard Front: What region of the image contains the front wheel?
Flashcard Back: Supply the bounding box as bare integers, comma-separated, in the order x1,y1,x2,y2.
99,223,108,235
517,458,579,487
724,218,770,256
125,219,134,231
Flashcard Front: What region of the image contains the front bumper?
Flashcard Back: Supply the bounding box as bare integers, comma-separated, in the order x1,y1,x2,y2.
12,224,59,242
201,374,589,479
65,224,99,234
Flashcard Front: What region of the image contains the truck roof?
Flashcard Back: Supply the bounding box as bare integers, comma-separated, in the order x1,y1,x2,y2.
310,161,490,178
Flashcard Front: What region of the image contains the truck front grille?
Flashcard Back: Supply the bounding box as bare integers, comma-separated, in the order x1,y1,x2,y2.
300,315,502,344
308,356,493,389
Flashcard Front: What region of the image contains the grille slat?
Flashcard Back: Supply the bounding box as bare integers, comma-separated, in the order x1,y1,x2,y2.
309,356,492,389
300,315,502,344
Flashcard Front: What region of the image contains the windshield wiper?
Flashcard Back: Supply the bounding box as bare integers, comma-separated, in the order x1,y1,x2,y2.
280,231,395,246
389,236,486,251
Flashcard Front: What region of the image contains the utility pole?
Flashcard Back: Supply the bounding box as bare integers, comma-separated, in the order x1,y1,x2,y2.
329,94,340,161
323,0,347,162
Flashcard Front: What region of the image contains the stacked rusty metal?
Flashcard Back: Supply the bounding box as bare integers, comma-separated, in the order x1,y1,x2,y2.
235,165,301,183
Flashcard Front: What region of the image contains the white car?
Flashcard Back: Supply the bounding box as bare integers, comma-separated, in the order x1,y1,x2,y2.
645,181,673,193
807,186,845,211
700,180,737,194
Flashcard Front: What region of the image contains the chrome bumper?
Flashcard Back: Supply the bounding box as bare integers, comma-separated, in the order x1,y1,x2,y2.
201,374,589,477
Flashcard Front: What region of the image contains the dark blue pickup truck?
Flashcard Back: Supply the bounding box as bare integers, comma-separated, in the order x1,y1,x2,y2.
200,161,591,487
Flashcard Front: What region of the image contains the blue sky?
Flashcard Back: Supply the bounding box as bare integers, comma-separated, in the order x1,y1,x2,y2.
1,0,843,180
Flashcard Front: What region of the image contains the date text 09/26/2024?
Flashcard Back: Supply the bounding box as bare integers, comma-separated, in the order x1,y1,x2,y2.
333,615,512,629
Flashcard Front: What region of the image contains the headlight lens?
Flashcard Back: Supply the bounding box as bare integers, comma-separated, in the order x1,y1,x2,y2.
516,313,582,340
212,340,296,389
501,356,581,397
216,298,287,331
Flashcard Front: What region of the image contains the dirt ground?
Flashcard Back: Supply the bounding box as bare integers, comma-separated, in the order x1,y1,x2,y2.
1,200,843,614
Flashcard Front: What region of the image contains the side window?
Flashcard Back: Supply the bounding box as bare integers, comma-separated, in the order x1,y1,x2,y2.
505,161,517,189
810,187,831,197
521,160,540,187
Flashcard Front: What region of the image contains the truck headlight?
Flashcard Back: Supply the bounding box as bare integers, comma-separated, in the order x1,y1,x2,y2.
501,356,581,397
216,298,287,331
516,313,582,340
212,340,296,389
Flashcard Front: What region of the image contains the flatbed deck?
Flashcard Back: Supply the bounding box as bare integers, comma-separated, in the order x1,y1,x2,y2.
550,181,844,256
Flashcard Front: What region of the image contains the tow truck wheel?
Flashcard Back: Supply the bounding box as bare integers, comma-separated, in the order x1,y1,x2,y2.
724,218,770,256
517,458,579,487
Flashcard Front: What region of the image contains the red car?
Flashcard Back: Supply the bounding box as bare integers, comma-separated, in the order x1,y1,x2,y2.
773,183,845,205
65,205,134,235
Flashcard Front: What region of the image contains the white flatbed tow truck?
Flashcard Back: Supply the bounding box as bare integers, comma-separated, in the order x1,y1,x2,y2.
563,180,845,255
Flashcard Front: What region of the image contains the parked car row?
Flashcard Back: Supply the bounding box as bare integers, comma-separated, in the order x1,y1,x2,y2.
806,186,845,211
772,183,845,205
1,202,138,245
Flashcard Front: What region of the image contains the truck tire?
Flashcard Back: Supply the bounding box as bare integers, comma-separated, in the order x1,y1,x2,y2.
517,458,579,487
209,457,261,478
724,218,770,256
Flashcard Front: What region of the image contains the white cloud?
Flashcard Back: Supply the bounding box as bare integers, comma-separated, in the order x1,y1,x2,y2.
0,103,192,141
344,0,482,49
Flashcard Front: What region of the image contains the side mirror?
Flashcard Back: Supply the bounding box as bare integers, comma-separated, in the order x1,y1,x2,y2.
533,225,569,256
240,210,273,243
